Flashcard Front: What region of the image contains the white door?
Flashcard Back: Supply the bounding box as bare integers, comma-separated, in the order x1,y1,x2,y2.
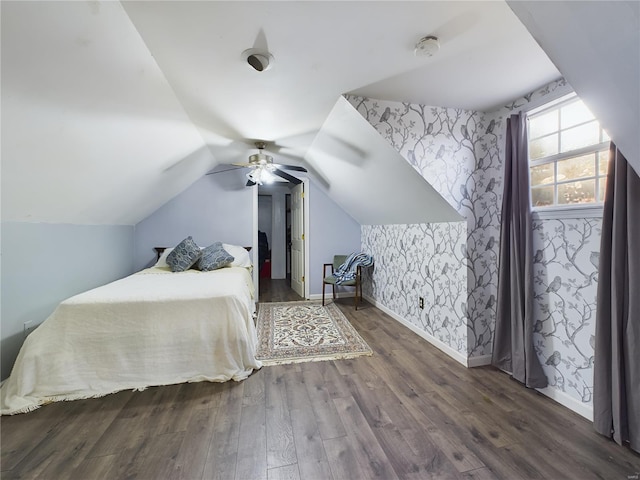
291,182,305,298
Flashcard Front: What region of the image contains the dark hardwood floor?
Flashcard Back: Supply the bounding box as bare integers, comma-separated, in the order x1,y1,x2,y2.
258,278,303,303
2,296,639,479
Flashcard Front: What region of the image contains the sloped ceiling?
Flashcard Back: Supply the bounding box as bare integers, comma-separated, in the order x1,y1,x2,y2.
307,97,462,225
508,1,640,175
2,1,562,226
1,1,216,225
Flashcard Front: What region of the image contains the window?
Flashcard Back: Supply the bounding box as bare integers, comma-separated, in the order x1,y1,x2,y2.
528,95,610,209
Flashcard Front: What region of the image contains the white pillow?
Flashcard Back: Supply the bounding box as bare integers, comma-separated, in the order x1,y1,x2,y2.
154,247,174,268
223,243,252,268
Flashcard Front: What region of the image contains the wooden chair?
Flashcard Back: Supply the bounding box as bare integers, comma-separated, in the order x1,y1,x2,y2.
322,255,363,310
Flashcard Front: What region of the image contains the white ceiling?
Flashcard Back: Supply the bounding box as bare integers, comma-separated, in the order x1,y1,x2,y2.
122,0,560,145
2,1,563,225
1,1,215,224
508,1,640,175
306,97,462,225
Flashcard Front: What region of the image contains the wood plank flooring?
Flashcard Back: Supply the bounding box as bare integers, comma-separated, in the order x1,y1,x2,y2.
258,278,303,303
2,297,639,479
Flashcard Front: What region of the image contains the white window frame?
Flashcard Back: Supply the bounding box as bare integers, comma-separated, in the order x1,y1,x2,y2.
527,93,608,220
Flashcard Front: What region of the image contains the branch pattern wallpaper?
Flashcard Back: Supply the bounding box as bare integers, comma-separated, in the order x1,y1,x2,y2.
347,79,567,354
347,97,499,357
361,222,468,355
532,218,601,404
344,78,601,411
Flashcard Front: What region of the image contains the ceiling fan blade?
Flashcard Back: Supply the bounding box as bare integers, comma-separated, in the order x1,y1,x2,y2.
205,166,244,175
272,168,302,185
231,162,255,168
275,164,308,172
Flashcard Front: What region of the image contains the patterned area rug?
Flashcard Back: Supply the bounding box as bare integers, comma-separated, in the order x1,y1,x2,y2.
255,301,373,366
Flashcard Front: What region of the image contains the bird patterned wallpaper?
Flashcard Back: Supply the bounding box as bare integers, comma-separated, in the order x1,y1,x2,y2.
346,97,502,358
346,78,601,412
361,222,468,355
532,218,601,406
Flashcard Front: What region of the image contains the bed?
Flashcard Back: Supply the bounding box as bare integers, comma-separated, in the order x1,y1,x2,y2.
1,243,262,415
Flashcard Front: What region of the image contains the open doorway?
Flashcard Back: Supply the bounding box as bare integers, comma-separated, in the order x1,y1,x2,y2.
257,182,307,302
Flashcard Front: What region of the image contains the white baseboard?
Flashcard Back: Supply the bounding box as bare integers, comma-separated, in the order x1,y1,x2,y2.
363,294,469,367
467,355,492,367
536,386,593,421
362,296,594,421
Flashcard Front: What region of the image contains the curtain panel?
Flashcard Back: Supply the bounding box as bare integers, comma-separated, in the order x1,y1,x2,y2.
492,113,548,389
594,142,640,453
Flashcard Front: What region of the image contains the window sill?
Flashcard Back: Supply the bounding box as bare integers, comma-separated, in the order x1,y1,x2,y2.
532,204,603,220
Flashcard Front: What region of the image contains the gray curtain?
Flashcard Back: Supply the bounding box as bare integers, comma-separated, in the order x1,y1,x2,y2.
492,113,548,389
594,142,640,453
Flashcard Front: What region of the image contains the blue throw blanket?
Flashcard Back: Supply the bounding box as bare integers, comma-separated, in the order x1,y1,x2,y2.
334,252,374,285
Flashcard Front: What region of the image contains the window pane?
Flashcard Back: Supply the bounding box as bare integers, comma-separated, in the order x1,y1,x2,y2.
530,163,554,186
530,134,558,160
598,150,610,175
558,179,595,205
528,95,608,209
561,121,600,152
557,153,595,181
531,185,554,207
599,177,607,202
561,100,594,129
530,110,558,139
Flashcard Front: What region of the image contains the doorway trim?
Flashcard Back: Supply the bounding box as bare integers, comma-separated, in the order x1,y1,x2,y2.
253,177,310,299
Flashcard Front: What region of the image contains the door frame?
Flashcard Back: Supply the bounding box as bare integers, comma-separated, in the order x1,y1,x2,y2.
253,177,309,299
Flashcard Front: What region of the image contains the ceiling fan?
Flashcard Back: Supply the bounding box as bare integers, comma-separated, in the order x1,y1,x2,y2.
230,141,308,187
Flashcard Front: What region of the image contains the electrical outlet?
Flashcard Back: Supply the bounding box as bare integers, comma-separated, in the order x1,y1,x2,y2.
419,297,424,309
23,321,36,338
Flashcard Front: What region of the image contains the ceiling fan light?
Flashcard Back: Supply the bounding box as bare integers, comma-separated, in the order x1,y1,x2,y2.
247,169,262,185
262,169,276,184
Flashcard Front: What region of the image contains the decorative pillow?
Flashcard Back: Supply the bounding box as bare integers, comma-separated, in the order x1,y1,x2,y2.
166,237,201,272
199,242,235,271
153,248,174,268
223,243,253,268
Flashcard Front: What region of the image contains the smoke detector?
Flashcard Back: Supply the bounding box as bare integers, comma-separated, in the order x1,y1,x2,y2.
241,48,274,72
414,36,440,57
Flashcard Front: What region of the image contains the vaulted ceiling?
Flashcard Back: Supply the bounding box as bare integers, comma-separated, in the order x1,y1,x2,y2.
2,1,637,226
508,1,639,173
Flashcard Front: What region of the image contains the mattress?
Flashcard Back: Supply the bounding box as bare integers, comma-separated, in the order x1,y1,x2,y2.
1,266,262,415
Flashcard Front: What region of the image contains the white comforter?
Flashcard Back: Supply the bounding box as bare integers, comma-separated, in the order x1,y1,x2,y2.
1,266,262,415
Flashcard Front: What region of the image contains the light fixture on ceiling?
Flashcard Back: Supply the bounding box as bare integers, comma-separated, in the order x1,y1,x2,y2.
414,35,440,57
247,169,275,185
245,142,276,185
246,162,276,185
241,48,274,72
211,141,306,187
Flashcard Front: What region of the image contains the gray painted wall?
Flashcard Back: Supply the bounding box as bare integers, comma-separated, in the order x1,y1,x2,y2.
133,168,253,271
133,169,360,295
1,221,134,380
308,181,361,295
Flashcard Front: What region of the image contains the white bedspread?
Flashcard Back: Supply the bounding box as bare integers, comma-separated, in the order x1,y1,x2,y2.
1,266,262,415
